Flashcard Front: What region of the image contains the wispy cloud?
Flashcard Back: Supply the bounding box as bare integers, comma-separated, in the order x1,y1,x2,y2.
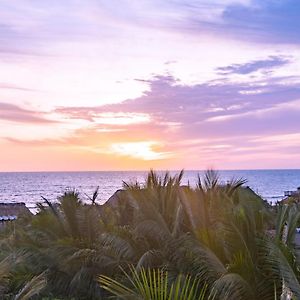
0,102,57,124
216,56,290,75
0,0,299,63
221,1,300,44
1,1,300,170
56,73,300,134
48,71,300,167
0,83,35,91
8,69,298,154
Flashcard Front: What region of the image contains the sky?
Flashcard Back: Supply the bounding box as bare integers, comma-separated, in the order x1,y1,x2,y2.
1,0,300,171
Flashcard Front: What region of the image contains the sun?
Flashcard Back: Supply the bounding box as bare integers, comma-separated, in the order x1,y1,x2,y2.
110,141,170,161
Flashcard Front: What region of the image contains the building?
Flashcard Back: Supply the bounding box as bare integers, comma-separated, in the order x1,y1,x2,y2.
0,203,31,228
283,187,300,204
284,187,300,197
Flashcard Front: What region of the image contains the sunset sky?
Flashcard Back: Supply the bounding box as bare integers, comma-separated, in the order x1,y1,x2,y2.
1,0,300,171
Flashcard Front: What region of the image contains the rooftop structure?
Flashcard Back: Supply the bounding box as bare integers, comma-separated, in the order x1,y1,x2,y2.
0,203,31,227
284,187,300,197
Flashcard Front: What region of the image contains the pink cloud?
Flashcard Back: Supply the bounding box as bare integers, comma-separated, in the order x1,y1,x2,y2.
0,102,58,124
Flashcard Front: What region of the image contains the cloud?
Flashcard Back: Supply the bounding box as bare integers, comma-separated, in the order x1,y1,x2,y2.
0,102,57,123
216,56,290,75
1,1,300,169
221,0,300,44
6,69,300,167
132,0,300,45
56,73,300,131
0,0,299,66
0,83,35,91
91,0,253,28
57,110,151,125
97,0,300,45
52,71,300,162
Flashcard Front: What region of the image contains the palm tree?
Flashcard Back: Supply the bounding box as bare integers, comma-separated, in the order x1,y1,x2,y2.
120,170,300,299
3,189,123,299
1,170,300,299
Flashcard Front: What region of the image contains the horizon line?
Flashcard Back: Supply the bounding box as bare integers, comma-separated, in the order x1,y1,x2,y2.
1,168,300,173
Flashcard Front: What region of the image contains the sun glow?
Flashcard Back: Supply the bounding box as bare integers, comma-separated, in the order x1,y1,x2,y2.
110,141,170,160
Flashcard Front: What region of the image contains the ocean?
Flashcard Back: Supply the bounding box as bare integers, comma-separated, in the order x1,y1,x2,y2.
0,170,299,210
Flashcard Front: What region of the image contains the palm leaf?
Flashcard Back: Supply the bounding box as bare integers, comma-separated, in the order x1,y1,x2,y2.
99,266,214,300
14,272,46,300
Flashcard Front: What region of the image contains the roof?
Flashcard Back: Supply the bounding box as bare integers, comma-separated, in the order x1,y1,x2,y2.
0,203,31,221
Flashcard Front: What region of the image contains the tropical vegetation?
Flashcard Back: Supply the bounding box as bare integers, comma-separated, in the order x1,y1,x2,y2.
0,170,300,299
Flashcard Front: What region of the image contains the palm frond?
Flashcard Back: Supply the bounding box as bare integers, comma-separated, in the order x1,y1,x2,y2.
14,272,46,300
99,266,214,300
212,273,254,300
197,170,220,192
85,186,100,205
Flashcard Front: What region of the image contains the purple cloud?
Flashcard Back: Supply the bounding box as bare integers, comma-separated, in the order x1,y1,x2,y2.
5,71,299,169
216,56,290,75
56,73,300,142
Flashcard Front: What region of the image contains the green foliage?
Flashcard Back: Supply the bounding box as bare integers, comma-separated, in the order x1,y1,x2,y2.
99,266,213,300
0,170,300,299
14,272,46,300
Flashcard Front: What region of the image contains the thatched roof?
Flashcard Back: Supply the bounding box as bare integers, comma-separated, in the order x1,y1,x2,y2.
0,203,31,221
